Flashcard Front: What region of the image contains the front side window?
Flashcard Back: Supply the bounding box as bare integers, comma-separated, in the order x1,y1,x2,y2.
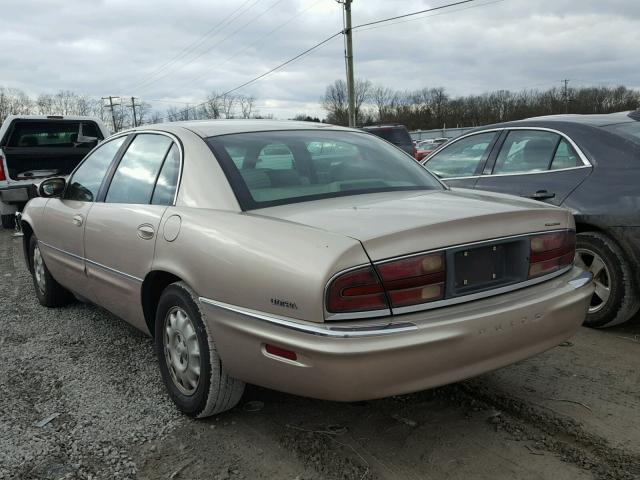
425,132,495,178
106,134,172,204
493,130,560,174
207,130,442,209
65,137,125,202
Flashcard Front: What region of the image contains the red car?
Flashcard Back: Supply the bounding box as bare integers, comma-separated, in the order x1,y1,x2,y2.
414,138,449,161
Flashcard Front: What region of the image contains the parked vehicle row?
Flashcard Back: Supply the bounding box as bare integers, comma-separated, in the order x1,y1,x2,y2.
422,110,640,328
0,115,109,228
20,120,592,417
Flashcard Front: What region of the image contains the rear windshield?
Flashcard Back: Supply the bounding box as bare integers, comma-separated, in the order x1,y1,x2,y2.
207,130,442,210
364,127,411,145
5,121,103,147
601,122,640,146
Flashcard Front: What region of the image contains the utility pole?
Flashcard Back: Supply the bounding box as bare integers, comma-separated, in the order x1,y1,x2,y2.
562,79,570,113
102,96,120,133
338,0,356,127
127,97,141,127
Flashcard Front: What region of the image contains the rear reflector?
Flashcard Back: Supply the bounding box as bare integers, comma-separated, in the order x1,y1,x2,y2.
529,231,575,278
265,344,297,361
326,266,388,313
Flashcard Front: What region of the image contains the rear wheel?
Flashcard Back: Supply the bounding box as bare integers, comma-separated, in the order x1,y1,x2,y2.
576,231,640,328
1,214,15,229
29,235,72,307
155,282,245,417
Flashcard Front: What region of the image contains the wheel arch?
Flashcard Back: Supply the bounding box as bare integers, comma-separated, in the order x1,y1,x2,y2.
574,220,640,295
141,270,186,337
21,220,35,272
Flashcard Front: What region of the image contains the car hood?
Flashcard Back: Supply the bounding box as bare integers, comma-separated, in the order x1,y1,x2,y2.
253,189,572,261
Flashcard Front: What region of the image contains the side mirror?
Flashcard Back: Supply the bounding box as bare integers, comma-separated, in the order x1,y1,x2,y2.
38,177,66,198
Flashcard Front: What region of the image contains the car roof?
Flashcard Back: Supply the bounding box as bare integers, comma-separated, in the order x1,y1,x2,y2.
485,111,639,129
127,119,358,138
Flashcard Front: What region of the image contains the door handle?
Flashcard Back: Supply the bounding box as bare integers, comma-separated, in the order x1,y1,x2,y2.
530,190,555,200
137,224,155,240
72,214,83,227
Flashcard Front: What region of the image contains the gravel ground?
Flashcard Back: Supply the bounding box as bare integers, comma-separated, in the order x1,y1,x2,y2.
0,228,639,480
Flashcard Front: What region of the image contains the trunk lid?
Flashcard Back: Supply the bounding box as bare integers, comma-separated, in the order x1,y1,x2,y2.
254,189,571,261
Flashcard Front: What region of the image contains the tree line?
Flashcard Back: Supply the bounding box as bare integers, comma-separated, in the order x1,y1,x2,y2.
0,88,267,132
322,79,640,130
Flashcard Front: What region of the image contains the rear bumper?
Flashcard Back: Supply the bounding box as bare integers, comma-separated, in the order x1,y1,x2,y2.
200,268,593,402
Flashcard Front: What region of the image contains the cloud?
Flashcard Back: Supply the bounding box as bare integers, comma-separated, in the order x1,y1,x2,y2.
1,0,638,119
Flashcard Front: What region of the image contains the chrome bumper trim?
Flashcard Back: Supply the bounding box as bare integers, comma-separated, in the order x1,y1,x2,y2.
568,270,593,289
198,297,417,338
200,268,590,338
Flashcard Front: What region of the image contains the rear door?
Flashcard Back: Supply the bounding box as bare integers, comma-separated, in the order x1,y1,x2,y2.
83,133,181,331
474,128,592,205
38,136,127,297
422,131,500,188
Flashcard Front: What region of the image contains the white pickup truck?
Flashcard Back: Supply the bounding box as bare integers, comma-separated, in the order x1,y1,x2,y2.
0,115,109,228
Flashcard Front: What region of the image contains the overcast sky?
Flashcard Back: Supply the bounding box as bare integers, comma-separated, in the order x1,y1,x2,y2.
1,0,639,119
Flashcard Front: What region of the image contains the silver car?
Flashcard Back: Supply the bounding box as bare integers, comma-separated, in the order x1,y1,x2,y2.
20,120,593,417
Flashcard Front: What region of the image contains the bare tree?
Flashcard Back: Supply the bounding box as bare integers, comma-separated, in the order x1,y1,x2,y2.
239,95,256,119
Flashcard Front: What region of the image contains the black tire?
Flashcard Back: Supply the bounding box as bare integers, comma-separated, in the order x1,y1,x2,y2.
155,282,245,417
576,231,640,328
28,235,72,307
1,214,15,229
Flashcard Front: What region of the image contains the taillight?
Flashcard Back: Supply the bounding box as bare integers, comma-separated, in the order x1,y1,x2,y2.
0,156,6,181
529,231,575,278
326,266,388,313
377,252,445,308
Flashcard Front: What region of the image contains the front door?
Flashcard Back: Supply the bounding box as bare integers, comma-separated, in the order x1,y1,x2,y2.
84,133,180,332
422,131,500,189
38,136,127,297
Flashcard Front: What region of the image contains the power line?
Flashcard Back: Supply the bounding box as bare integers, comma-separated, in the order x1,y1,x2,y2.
354,0,505,33
161,0,502,121
126,0,260,92
136,0,287,95
164,31,342,121
352,0,477,30
159,0,324,98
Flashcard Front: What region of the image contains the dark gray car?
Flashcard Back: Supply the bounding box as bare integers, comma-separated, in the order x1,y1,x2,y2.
362,125,415,156
422,111,640,328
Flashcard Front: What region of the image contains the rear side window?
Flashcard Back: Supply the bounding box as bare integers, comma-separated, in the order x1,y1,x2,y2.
425,132,495,178
493,130,559,174
65,137,125,202
105,134,172,204
551,139,580,169
6,121,102,147
151,143,180,205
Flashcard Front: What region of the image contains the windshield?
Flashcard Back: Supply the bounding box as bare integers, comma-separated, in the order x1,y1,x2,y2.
207,130,443,210
601,122,640,146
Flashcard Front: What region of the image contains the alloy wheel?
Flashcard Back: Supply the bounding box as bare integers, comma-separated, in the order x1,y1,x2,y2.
575,248,611,314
